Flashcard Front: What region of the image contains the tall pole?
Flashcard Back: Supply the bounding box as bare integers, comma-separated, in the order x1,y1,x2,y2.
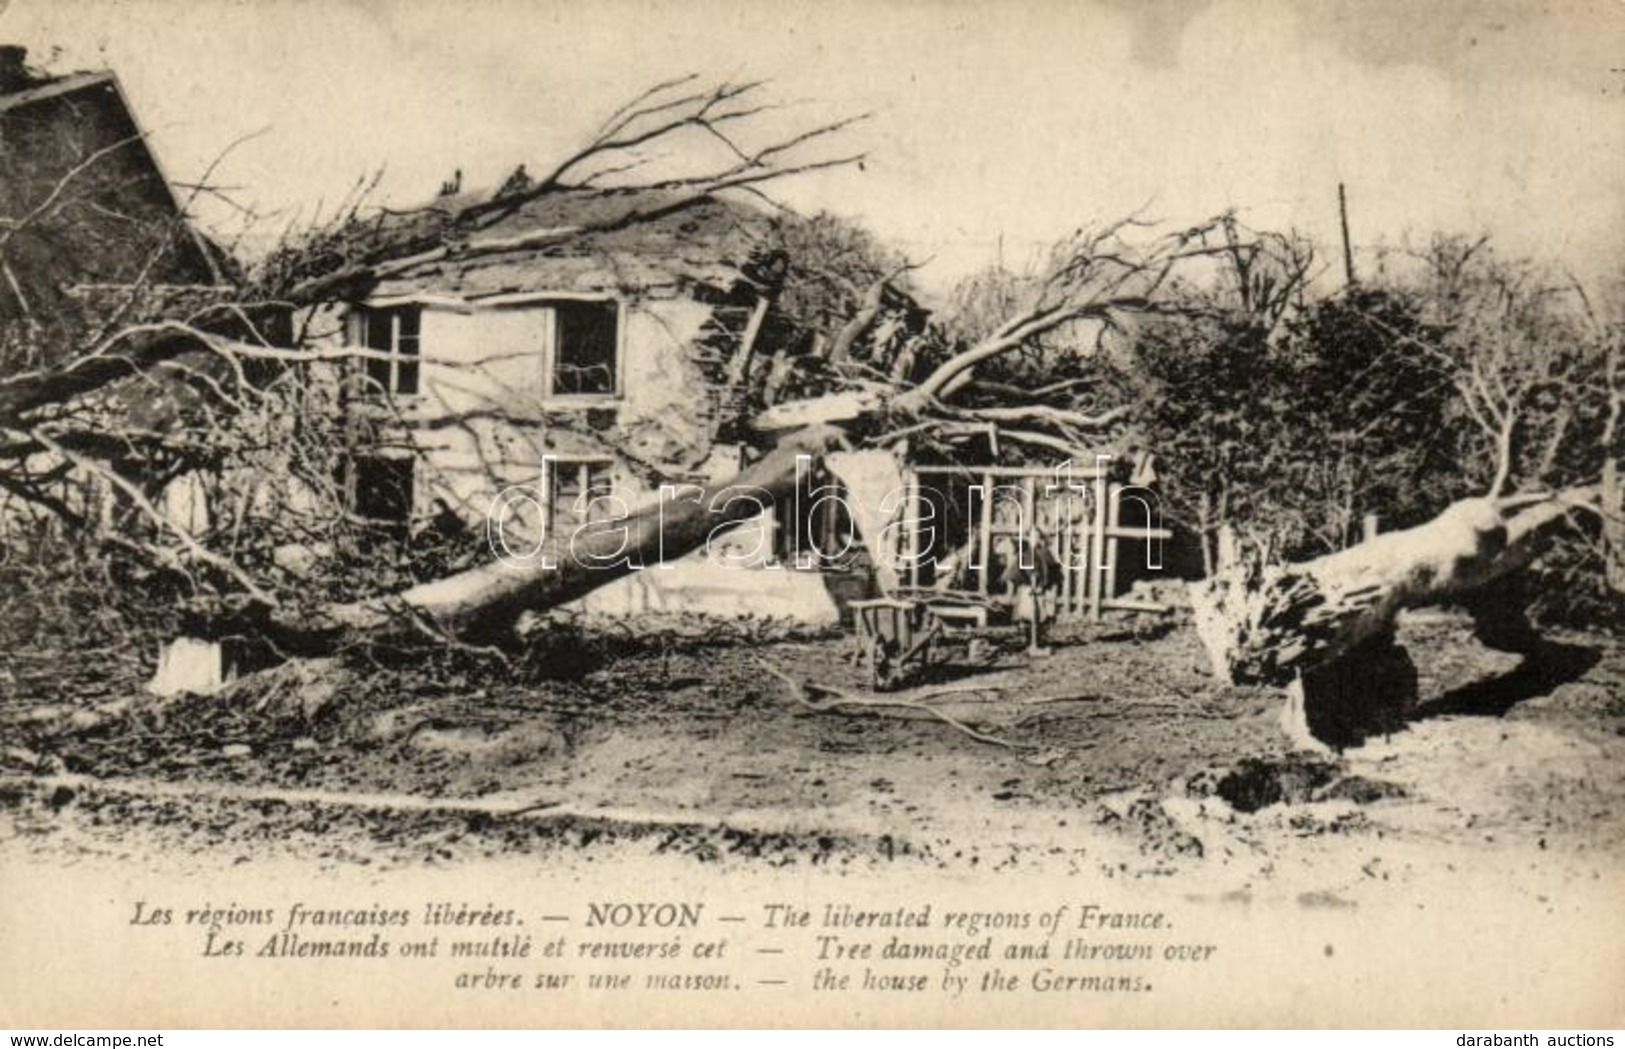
1338,182,1356,288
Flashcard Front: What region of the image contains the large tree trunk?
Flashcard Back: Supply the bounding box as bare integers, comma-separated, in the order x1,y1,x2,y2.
1190,489,1597,749
147,429,839,698
271,430,836,652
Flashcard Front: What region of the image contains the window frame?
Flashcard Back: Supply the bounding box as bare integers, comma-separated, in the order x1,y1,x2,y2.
351,304,422,397
545,297,623,400
542,456,617,543
474,292,625,402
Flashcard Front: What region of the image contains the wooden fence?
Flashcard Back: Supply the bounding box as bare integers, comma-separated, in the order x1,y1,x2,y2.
899,463,1172,620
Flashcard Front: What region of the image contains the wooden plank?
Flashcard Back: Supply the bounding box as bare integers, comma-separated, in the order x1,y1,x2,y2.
1100,598,1172,613
904,468,920,589
725,295,773,386
1021,475,1040,615
1101,526,1175,541
913,464,1106,480
1078,522,1094,617
1073,493,1092,618
928,604,988,629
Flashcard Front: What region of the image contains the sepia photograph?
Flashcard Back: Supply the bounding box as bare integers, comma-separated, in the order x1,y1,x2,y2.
0,0,1621,1031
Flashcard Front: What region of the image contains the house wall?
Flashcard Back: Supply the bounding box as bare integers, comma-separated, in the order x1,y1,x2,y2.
401,293,719,526
349,290,832,623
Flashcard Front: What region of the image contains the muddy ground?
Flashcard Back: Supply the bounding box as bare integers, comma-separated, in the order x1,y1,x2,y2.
3,606,1624,904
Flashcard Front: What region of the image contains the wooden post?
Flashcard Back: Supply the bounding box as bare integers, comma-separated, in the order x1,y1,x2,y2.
976,471,993,596
1216,524,1238,571
1604,382,1624,592
1339,182,1357,288
1089,469,1107,618
725,295,773,388
1362,513,1380,544
904,468,920,589
1059,493,1074,617
1021,475,1036,565
1104,481,1121,607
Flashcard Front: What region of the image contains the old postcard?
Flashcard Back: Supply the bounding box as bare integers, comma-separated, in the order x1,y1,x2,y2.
0,0,1622,1030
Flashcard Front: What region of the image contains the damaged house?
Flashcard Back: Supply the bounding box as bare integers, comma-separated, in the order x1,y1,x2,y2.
330,183,881,625
326,179,1168,631
1,44,1169,647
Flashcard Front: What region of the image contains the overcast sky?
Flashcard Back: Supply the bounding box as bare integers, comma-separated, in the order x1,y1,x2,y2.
3,0,1620,294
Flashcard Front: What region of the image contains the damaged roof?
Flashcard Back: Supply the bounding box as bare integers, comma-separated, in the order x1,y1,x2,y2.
0,70,118,113
0,49,231,313
368,185,778,302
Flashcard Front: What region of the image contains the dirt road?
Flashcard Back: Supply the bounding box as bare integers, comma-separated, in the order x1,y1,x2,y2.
4,612,1622,899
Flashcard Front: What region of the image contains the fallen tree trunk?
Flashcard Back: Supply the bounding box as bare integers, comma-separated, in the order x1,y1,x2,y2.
1190,490,1597,686
153,427,840,695
1190,489,1598,749
242,428,839,656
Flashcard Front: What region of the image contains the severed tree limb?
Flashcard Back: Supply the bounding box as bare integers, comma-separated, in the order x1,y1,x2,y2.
278,79,869,306
755,659,1022,749
751,220,1230,436
949,403,1132,431
824,263,921,365
31,429,280,607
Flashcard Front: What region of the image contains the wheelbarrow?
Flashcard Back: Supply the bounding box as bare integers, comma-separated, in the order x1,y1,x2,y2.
847,598,942,691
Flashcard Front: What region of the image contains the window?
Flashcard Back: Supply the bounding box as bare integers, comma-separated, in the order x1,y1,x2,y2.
352,455,415,525
546,459,615,541
549,300,619,397
354,306,420,395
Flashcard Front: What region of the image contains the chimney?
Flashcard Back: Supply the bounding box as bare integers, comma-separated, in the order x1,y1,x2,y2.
0,46,33,94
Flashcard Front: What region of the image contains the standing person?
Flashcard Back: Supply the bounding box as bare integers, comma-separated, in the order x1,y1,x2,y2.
1002,530,1058,657
1023,529,1060,656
